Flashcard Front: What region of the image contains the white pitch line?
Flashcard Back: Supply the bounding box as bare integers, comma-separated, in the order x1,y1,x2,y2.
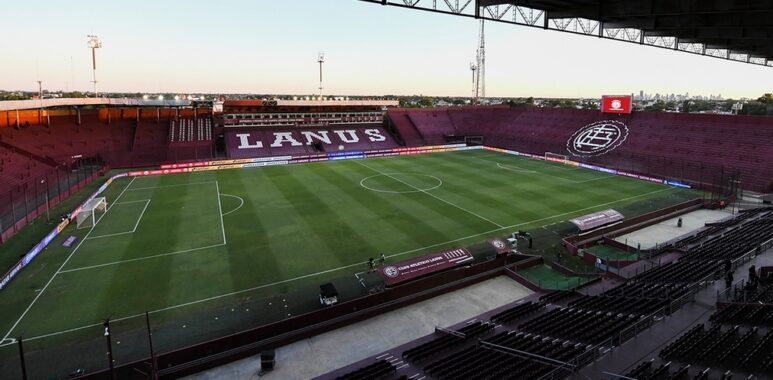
476,154,612,184
86,230,135,240
496,162,537,174
6,186,679,343
113,199,152,206
220,194,245,217
109,177,136,210
133,199,150,231
58,243,227,274
125,181,217,191
573,176,618,184
215,181,227,244
354,160,504,228
87,199,151,240
1,176,135,341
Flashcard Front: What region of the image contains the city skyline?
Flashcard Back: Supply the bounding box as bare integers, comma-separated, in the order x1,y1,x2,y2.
1,0,772,99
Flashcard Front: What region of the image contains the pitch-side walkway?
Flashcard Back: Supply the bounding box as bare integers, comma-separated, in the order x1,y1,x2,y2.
184,276,532,380
614,208,733,250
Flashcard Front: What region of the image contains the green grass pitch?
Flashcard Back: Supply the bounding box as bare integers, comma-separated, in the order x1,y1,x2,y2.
585,243,640,261
0,149,695,348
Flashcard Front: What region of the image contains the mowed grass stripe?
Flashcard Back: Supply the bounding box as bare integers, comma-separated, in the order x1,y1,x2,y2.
62,181,223,270
463,150,613,182
466,150,607,179
309,162,453,254
240,165,351,279
95,180,191,324
446,150,667,200
374,153,589,224
270,165,380,269
380,153,567,223
353,159,506,229
213,172,282,292
340,160,495,237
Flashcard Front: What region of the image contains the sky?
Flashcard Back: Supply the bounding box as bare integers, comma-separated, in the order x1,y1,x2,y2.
0,0,771,99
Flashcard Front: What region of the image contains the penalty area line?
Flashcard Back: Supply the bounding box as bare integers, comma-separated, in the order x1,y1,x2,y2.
86,199,151,240
1,177,136,342
125,181,217,192
496,162,537,174
215,181,227,244
58,243,227,274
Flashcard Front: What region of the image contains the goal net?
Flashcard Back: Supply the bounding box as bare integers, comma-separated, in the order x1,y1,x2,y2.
545,152,569,164
76,197,108,229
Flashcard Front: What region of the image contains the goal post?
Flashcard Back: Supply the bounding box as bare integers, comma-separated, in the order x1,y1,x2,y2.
76,197,108,229
545,152,569,164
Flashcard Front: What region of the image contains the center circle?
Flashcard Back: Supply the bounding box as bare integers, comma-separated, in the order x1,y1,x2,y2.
360,173,443,194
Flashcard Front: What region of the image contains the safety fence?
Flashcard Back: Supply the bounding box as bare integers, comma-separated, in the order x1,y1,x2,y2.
716,236,773,303
0,156,104,243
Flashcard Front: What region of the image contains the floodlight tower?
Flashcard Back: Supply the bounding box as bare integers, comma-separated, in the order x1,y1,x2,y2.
469,62,478,103
87,35,102,97
317,52,325,98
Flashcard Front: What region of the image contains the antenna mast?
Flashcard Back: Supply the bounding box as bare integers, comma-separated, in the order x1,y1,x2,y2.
476,19,486,100
87,35,102,97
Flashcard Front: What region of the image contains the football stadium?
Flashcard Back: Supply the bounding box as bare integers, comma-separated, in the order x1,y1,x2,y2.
1,1,773,380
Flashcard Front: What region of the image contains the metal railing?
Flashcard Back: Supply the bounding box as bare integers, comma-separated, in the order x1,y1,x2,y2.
618,307,667,346
716,236,773,302
0,156,104,243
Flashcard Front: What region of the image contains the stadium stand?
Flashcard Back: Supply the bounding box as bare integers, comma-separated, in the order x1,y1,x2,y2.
389,107,773,192
0,145,54,193
224,126,398,158
333,359,397,380
385,110,426,147
0,109,214,168
402,321,494,363
422,331,589,380
320,208,772,380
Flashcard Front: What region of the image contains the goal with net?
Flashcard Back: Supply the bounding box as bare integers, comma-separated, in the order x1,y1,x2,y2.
76,197,108,229
545,152,569,164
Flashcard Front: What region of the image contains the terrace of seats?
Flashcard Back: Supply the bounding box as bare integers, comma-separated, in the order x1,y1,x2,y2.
225,125,399,159
0,146,54,195
390,107,773,192
386,110,427,147
405,110,457,145
623,282,773,379
319,208,773,380
0,120,132,165
0,111,220,167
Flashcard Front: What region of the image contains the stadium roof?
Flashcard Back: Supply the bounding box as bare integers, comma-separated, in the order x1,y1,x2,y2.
361,0,773,67
0,98,198,111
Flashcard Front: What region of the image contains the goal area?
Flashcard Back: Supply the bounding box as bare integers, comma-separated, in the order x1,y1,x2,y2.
545,152,569,164
76,197,108,229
